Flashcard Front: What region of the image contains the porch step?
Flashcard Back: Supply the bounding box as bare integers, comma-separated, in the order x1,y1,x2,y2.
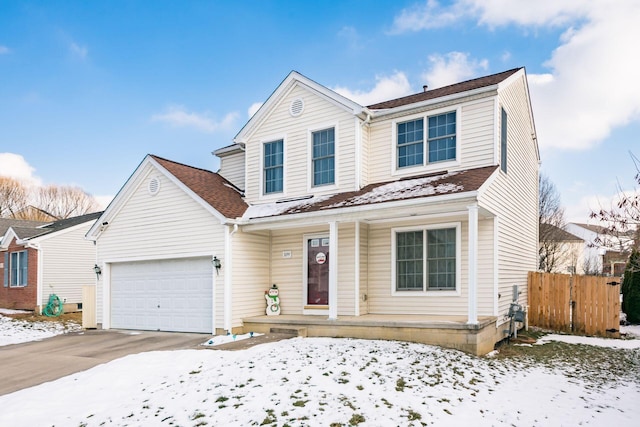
270,326,308,337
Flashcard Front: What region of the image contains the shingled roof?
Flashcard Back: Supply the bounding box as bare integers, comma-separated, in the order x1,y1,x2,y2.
0,218,48,239
367,68,522,110
244,165,498,220
151,155,248,219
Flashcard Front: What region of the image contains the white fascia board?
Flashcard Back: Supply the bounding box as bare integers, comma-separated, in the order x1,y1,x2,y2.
86,155,152,239
213,143,245,157
0,228,19,250
369,85,499,120
499,68,540,162
241,191,480,232
234,71,366,143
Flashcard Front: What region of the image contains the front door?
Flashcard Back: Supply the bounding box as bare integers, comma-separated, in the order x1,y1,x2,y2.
306,237,329,306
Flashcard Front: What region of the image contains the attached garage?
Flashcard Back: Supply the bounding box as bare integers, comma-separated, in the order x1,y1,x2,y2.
110,257,213,333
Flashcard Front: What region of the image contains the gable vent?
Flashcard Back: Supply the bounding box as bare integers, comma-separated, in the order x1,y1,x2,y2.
148,177,160,196
289,98,304,117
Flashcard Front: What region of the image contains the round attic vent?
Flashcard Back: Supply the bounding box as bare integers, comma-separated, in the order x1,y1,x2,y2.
148,177,160,196
289,98,304,117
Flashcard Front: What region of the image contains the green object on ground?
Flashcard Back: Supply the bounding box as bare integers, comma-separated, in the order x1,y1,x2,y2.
43,294,63,317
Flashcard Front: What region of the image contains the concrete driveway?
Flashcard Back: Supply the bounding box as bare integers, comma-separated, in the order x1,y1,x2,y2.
0,329,208,396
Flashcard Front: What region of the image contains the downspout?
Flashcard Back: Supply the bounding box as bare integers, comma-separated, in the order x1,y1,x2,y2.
25,242,43,313
223,223,238,333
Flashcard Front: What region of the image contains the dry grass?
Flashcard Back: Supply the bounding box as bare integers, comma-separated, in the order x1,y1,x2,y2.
4,310,83,326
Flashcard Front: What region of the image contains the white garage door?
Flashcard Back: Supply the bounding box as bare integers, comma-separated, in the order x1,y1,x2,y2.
110,257,213,333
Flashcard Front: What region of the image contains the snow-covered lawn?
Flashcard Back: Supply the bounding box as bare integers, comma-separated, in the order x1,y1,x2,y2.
0,309,82,346
0,312,639,426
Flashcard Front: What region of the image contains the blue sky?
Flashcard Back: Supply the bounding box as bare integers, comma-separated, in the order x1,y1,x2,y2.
1,0,639,222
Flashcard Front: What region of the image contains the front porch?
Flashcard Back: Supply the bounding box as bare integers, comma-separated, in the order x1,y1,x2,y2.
242,314,501,355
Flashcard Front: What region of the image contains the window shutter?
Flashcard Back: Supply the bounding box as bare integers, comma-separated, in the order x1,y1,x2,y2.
3,253,8,287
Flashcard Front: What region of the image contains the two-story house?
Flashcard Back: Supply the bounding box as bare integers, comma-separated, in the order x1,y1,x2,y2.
88,67,539,354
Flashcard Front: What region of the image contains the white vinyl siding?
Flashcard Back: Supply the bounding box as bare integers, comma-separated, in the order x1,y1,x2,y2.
479,75,538,322
230,230,270,328
366,217,495,316
268,223,357,315
244,85,356,203
218,150,246,190
96,163,225,325
367,97,496,184
36,221,97,306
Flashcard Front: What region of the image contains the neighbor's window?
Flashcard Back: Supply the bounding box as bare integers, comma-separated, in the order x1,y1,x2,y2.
264,139,283,194
501,107,508,173
312,127,335,186
9,251,28,287
395,226,457,292
397,111,456,169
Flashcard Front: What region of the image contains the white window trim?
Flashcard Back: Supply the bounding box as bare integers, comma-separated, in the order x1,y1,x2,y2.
391,106,461,177
391,222,461,297
307,123,339,193
259,135,287,200
9,250,28,288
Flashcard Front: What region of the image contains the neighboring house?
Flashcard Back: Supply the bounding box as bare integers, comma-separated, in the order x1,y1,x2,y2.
10,206,58,222
87,67,539,355
539,223,586,274
1,212,102,311
564,223,628,276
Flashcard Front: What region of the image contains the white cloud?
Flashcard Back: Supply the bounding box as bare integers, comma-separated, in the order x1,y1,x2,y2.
0,45,10,55
332,72,413,106
248,102,263,118
337,26,363,50
94,195,114,210
151,106,239,133
0,153,42,187
69,42,88,59
392,1,640,150
421,52,488,89
389,0,465,33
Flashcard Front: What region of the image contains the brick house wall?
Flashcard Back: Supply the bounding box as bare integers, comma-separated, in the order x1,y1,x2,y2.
0,237,38,310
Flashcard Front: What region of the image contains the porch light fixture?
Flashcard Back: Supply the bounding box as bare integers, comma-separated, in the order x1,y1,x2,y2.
212,256,221,275
93,264,102,279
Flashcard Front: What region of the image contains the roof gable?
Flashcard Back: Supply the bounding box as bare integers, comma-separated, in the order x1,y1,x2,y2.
151,155,248,219
234,71,365,143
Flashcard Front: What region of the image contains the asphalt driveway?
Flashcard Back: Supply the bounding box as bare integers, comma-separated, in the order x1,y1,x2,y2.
0,329,207,396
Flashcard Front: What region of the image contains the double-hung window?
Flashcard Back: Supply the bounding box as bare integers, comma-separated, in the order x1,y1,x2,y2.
394,225,458,292
8,251,28,287
312,127,335,186
264,139,283,194
397,111,456,169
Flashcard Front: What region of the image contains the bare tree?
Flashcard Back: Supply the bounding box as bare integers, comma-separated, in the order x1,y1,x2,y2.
539,174,567,272
34,185,100,219
0,177,28,218
590,152,640,270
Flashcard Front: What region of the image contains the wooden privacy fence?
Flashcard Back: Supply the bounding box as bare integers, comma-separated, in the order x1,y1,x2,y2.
528,272,620,338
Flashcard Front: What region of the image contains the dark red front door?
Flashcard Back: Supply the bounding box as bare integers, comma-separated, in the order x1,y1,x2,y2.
307,237,329,306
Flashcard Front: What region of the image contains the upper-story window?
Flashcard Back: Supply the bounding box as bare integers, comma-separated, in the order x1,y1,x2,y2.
312,127,335,186
397,111,457,169
264,139,283,194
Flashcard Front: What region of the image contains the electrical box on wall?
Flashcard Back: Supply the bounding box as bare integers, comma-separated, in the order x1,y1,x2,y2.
282,250,292,259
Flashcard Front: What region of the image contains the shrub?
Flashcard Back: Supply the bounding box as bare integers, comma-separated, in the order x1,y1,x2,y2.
622,249,640,323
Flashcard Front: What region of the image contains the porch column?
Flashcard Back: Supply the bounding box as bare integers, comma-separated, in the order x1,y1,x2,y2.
467,204,479,325
329,221,338,320
223,224,233,332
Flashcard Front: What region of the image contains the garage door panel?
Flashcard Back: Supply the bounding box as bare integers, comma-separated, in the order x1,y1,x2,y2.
111,257,213,333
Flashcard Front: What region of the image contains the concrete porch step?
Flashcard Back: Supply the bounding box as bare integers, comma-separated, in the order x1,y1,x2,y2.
270,326,308,337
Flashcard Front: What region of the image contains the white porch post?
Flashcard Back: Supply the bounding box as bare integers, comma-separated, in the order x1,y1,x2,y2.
329,221,338,320
467,204,479,325
354,220,360,316
223,225,232,332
